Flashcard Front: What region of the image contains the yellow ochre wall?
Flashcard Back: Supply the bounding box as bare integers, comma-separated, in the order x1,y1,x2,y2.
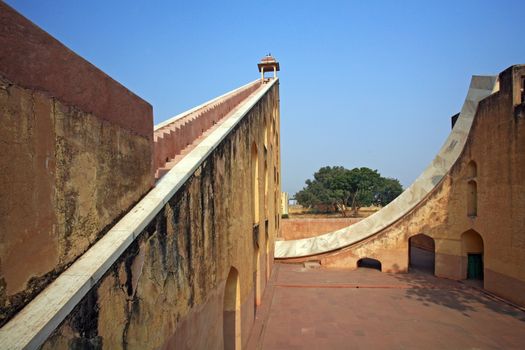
42,82,281,349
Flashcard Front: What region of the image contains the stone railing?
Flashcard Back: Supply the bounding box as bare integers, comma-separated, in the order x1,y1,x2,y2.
154,80,261,179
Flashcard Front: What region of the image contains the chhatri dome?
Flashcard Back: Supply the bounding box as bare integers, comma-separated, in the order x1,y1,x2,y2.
258,54,280,82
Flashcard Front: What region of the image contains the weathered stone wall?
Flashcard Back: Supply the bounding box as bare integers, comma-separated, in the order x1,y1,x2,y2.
312,176,451,273
281,218,361,240
443,65,525,305
41,82,281,349
285,66,525,307
0,3,153,326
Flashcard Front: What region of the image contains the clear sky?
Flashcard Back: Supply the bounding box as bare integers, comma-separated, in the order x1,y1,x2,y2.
6,0,524,195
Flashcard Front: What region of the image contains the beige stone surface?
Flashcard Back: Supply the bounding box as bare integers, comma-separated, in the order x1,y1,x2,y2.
0,79,281,349
0,2,154,328
0,76,152,326
281,218,362,240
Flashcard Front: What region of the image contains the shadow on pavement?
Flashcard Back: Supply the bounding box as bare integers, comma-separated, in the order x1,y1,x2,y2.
391,271,525,321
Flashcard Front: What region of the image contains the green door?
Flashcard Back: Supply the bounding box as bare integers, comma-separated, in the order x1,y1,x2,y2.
467,253,483,280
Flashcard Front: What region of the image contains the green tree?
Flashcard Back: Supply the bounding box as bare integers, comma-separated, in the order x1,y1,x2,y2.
295,166,350,215
346,167,382,216
374,177,403,207
295,166,403,217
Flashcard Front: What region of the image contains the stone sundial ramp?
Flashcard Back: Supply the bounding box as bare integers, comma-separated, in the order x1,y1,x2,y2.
0,78,277,349
153,80,261,180
275,75,498,260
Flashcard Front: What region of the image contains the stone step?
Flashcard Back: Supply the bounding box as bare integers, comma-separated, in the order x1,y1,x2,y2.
153,81,262,181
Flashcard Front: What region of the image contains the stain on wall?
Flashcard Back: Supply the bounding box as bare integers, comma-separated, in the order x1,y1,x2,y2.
42,83,281,349
0,3,153,326
0,76,153,326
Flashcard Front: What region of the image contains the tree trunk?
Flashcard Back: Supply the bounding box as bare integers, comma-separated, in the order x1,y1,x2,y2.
336,202,347,217
350,191,360,217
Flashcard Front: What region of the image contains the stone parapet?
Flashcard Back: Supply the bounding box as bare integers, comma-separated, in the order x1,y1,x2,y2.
153,80,261,179
0,2,153,138
0,3,154,328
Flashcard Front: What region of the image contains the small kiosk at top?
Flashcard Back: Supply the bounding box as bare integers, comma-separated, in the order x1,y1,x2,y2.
257,54,280,83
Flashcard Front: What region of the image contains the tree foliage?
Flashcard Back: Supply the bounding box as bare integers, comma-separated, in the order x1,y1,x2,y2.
295,166,403,217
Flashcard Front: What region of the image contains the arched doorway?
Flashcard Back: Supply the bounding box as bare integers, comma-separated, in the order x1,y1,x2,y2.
223,267,241,350
264,118,268,149
255,246,261,308
409,234,435,274
252,142,259,225
265,231,271,281
357,258,382,271
461,230,484,281
264,160,268,218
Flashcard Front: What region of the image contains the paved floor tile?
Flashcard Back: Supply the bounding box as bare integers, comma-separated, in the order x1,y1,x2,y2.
247,264,525,350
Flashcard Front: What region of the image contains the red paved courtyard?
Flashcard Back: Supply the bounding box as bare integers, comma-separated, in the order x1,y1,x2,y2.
247,264,525,349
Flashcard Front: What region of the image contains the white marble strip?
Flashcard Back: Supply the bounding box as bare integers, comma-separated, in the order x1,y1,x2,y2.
275,75,498,259
0,78,278,350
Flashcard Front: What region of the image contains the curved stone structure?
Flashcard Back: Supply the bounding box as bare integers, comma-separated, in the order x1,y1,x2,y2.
275,75,498,259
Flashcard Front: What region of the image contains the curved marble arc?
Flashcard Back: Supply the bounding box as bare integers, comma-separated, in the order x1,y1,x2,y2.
275,75,498,259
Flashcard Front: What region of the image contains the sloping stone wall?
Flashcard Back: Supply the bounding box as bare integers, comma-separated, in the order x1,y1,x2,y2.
0,4,153,326
41,82,281,349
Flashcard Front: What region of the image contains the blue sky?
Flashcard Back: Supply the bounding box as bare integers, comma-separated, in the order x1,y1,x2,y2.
6,0,524,195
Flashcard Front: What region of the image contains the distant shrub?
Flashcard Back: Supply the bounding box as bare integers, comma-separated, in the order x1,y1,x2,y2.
281,214,289,219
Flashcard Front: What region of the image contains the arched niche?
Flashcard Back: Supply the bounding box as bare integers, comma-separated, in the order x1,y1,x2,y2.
252,142,259,224
255,246,261,308
467,180,478,217
264,119,268,149
357,258,382,271
467,160,477,178
264,160,268,218
265,230,271,281
223,267,241,350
